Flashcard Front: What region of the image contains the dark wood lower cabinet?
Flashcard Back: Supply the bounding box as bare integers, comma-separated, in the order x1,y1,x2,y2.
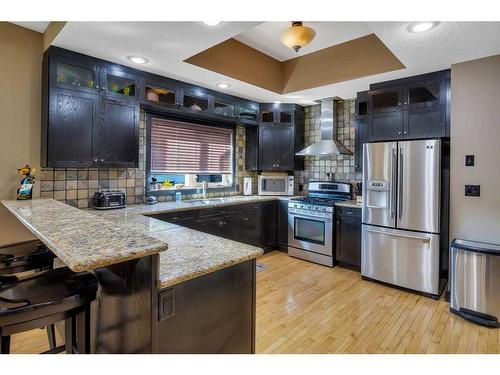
240,206,263,247
335,207,362,271
277,200,288,250
150,201,281,252
156,259,255,353
89,254,255,353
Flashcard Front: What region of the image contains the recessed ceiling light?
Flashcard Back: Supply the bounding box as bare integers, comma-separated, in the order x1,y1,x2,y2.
203,21,221,26
216,82,230,89
407,22,439,33
274,101,282,104
127,55,149,64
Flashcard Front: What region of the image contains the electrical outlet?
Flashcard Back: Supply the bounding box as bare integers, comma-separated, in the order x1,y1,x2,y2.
465,185,480,197
465,155,475,167
158,288,175,320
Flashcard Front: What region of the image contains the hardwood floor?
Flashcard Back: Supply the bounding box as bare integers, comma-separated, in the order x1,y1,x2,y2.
256,251,500,354
8,250,499,354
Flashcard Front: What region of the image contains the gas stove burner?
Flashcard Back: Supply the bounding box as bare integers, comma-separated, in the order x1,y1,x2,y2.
291,197,340,206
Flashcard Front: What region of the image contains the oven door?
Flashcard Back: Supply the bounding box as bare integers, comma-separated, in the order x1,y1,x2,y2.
288,212,333,256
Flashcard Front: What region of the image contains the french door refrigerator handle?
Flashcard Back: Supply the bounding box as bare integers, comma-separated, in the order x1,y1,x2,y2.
390,146,397,218
365,228,431,242
398,147,404,220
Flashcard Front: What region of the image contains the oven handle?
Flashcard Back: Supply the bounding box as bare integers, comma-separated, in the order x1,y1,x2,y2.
289,213,332,222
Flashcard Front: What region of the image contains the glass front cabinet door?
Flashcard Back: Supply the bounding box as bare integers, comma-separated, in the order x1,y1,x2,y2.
103,69,137,101
50,56,99,94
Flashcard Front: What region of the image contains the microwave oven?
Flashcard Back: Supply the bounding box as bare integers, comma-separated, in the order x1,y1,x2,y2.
258,175,294,196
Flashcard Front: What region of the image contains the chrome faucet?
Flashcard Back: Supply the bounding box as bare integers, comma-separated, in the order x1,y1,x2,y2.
202,181,208,199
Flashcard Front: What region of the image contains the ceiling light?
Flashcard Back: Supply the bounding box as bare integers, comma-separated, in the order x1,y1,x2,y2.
203,21,221,26
127,55,148,64
216,82,230,89
274,101,282,104
407,22,439,33
280,21,316,53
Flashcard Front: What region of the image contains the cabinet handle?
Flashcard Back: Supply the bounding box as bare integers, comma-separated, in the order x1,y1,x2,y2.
99,159,104,163
404,131,408,134
93,158,98,163
398,102,402,106
95,85,100,89
404,101,408,105
398,131,402,135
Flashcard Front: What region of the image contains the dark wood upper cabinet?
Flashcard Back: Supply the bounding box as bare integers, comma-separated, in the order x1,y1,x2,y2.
370,111,404,141
99,98,139,168
246,104,304,172
354,91,368,173
182,89,209,112
47,87,98,168
43,48,140,168
260,103,293,125
236,104,259,125
142,78,179,108
259,126,295,171
49,54,99,95
213,98,235,118
42,47,261,168
102,68,138,102
354,117,368,172
365,69,450,143
369,87,403,113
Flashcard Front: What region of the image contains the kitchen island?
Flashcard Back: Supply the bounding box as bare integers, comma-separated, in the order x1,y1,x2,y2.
1,197,275,353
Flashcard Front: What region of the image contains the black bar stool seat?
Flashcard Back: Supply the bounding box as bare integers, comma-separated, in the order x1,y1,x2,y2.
0,240,55,275
0,267,97,354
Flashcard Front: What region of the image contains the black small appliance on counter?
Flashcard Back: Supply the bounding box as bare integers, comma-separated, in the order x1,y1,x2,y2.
92,190,126,210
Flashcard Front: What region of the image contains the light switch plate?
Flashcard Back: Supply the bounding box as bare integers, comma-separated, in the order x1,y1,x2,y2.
465,185,480,197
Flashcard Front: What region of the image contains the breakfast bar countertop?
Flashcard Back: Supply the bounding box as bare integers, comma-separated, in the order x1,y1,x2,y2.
1,198,168,272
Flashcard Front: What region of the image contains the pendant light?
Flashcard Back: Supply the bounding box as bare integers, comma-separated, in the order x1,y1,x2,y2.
280,22,316,52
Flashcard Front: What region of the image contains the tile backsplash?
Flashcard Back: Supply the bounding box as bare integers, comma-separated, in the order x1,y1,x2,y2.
39,101,361,207
295,99,362,195
39,112,257,208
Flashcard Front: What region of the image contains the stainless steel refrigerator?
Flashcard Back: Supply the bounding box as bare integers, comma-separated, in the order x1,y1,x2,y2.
361,139,444,297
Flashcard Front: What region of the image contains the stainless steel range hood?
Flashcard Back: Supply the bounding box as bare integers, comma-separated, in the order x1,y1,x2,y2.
296,98,353,156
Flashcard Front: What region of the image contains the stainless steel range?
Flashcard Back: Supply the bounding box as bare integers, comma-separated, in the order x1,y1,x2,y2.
288,181,352,267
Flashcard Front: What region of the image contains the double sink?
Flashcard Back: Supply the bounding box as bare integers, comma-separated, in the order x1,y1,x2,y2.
184,197,255,206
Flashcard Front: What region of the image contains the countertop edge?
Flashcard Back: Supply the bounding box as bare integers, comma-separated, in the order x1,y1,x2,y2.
157,248,263,290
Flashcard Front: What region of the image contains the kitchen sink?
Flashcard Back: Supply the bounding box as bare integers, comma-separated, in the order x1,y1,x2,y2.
185,198,228,205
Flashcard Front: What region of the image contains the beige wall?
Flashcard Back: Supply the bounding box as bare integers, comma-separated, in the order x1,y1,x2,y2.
450,54,500,244
0,22,43,244
0,22,43,200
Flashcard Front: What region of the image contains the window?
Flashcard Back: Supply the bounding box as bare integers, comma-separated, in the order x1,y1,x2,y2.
149,117,234,191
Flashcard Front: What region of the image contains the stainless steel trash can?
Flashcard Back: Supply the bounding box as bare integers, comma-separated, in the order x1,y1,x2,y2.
450,238,500,327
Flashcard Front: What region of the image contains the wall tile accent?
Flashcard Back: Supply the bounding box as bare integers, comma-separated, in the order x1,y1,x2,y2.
295,100,362,194
39,111,257,207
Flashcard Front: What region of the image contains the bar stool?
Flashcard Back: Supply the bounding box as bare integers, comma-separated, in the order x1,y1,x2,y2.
0,240,58,349
0,267,98,354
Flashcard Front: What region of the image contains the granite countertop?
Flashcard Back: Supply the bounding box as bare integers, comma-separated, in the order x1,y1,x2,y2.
90,209,264,288
2,195,361,288
3,195,299,288
114,194,300,217
90,194,301,288
1,199,168,272
335,200,362,209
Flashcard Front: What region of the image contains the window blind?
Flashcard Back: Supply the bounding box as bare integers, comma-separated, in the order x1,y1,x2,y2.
151,118,233,174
